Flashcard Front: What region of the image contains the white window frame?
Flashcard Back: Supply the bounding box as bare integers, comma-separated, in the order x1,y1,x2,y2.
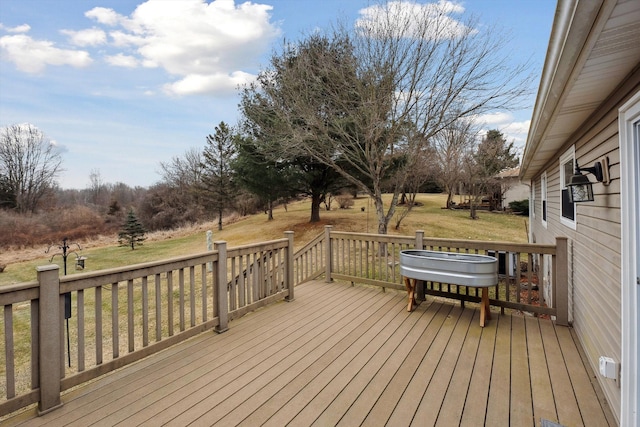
541,172,547,229
560,146,577,230
531,181,536,219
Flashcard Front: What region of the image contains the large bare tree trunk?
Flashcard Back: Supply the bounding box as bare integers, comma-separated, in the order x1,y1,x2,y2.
446,190,454,209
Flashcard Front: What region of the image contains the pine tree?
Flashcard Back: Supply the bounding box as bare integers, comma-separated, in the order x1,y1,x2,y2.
201,121,237,231
118,209,147,250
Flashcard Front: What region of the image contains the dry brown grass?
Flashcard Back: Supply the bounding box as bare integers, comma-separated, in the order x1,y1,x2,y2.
0,194,528,285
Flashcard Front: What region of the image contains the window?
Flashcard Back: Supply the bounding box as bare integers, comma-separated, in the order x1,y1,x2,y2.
560,147,577,229
541,172,547,228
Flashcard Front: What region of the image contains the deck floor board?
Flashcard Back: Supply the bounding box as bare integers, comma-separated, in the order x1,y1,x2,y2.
6,280,615,427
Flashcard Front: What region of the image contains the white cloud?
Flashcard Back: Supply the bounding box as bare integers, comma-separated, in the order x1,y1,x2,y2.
109,30,145,48
85,7,122,26
470,110,531,153
61,27,107,47
499,120,531,145
105,53,138,68
475,112,531,151
1,0,279,94
163,71,255,96
83,0,280,95
476,112,514,126
356,0,470,40
0,23,31,33
0,34,92,74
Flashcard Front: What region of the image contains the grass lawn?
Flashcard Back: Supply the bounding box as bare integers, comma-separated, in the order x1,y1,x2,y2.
0,193,529,286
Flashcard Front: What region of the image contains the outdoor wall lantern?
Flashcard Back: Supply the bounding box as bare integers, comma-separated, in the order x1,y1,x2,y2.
567,157,610,203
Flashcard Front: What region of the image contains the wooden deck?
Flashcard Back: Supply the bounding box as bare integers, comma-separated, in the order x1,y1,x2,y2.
5,280,615,426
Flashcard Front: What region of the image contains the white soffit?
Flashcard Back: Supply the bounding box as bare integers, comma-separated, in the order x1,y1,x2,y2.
521,0,640,181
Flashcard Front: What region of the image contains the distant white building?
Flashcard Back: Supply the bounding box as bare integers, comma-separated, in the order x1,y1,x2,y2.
496,166,528,209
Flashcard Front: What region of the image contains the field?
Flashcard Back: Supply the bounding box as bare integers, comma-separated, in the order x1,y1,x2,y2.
0,194,529,286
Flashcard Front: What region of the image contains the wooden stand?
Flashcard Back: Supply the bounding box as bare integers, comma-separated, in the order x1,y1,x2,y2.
479,287,491,327
404,277,417,312
403,277,492,327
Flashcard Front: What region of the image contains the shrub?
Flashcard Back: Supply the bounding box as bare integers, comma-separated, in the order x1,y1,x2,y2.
0,206,113,249
508,199,529,215
336,194,354,209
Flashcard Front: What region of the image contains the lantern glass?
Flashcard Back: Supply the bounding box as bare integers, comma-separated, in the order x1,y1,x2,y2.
568,182,594,202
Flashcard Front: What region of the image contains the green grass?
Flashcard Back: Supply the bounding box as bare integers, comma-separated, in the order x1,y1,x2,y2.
0,194,528,286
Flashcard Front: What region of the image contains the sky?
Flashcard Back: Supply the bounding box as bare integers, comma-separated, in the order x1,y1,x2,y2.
0,0,556,190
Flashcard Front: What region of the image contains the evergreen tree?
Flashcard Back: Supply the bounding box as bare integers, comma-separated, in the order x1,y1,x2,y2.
118,209,147,250
231,135,293,220
202,121,236,230
466,129,520,217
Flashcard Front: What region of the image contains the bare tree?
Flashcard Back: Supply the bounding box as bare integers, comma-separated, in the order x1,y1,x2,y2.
159,147,204,190
0,123,63,213
241,1,532,234
433,118,478,209
87,168,109,207
394,142,437,230
140,147,207,229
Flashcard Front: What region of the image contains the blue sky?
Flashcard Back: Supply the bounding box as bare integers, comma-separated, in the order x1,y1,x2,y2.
0,0,556,189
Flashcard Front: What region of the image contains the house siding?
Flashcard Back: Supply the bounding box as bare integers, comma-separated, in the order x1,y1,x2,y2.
529,71,640,423
502,180,529,207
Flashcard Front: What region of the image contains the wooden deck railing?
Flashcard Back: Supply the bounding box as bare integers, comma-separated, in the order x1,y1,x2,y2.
1,227,568,418
1,234,294,417
292,226,568,325
292,231,324,284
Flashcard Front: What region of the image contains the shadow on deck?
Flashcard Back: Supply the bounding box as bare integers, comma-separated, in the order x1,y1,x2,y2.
5,280,615,426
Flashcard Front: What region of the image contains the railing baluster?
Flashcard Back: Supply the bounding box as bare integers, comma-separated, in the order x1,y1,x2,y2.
127,279,134,353
155,274,161,342
31,299,39,390
238,255,245,308
4,304,15,399
96,285,103,364
78,289,85,371
142,276,149,347
190,266,196,327
178,268,185,332
201,264,207,322
167,271,174,336
230,257,237,310
112,283,119,359
527,253,533,305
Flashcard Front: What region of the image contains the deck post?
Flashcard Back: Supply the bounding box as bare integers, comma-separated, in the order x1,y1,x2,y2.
414,230,424,250
285,231,295,301
414,230,425,302
214,241,229,333
37,264,63,415
554,237,569,326
324,225,333,283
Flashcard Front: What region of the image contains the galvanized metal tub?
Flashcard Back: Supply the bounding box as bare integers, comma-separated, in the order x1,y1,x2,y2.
400,250,498,287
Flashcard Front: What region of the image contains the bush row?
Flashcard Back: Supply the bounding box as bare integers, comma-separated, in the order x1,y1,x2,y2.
0,207,119,249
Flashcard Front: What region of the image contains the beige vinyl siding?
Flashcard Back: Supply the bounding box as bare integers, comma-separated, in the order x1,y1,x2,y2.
528,75,640,421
